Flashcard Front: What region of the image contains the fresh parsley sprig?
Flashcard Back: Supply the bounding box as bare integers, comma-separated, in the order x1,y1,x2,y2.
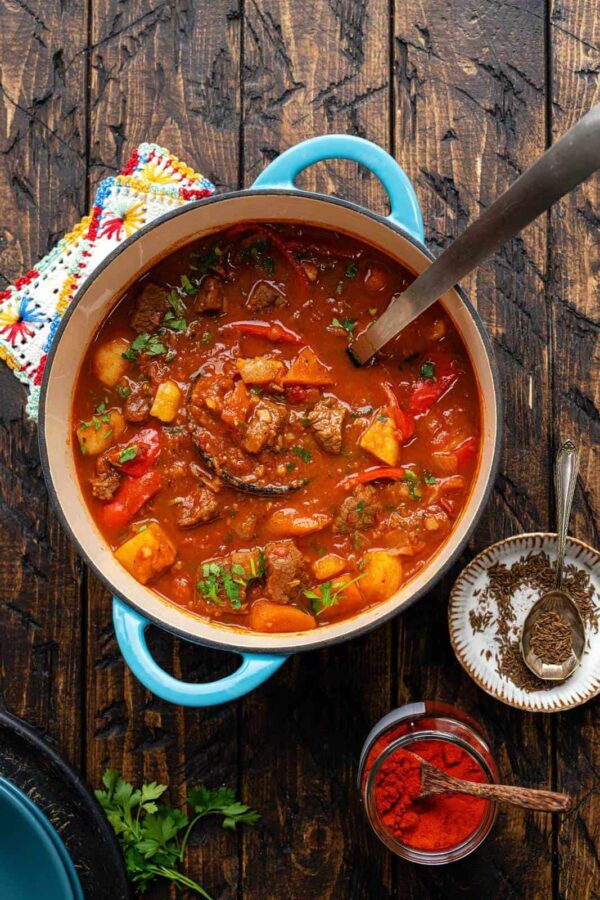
304,573,364,615
95,771,259,898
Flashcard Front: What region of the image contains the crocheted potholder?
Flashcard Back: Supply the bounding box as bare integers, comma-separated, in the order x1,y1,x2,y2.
0,143,214,418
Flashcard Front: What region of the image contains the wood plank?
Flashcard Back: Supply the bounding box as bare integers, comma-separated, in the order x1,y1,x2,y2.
86,2,242,896
550,1,600,895
0,0,88,766
240,3,394,898
392,1,553,895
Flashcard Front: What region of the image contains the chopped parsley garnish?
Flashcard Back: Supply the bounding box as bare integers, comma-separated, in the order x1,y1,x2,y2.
420,360,437,380
197,556,263,609
291,445,312,463
118,446,138,464
263,256,275,275
168,290,186,316
163,310,187,332
136,524,148,533
377,414,388,423
304,573,364,616
180,274,196,295
79,400,112,436
331,317,356,335
345,261,358,278
201,331,213,345
424,471,437,485
241,240,274,275
403,469,422,500
191,245,221,274
286,461,297,473
335,281,344,295
350,406,373,419
115,384,131,399
123,332,167,360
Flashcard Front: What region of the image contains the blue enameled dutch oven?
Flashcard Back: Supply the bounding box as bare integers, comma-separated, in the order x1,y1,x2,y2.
39,136,502,707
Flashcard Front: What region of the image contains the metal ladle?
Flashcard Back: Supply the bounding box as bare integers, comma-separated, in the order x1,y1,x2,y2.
349,102,600,365
521,440,585,681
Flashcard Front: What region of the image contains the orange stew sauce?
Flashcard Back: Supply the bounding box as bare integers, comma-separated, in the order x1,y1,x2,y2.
72,223,481,633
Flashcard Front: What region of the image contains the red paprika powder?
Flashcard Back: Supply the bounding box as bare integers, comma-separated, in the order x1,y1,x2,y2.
373,739,488,852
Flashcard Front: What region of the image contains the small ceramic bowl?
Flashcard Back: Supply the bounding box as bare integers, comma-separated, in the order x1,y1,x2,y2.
449,533,600,712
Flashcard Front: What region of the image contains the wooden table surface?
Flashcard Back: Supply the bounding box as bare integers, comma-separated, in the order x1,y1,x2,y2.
0,1,598,897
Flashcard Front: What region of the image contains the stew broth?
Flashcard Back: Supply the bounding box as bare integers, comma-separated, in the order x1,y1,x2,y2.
72,223,481,633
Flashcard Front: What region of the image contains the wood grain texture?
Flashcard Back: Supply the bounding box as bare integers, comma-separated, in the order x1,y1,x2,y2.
0,0,88,766
392,1,553,896
550,1,600,896
240,2,394,898
86,3,243,896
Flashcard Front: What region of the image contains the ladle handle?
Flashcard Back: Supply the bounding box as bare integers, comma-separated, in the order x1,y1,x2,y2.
350,101,600,363
554,440,580,590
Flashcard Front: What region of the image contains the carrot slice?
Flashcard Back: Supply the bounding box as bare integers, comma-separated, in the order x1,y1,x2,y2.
249,599,316,633
282,347,334,386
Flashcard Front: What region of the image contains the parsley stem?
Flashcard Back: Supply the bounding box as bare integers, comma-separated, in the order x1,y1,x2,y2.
147,865,213,899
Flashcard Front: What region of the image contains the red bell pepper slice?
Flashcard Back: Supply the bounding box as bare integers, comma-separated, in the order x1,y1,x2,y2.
408,350,459,416
99,469,162,531
339,466,406,489
223,320,302,344
382,382,415,443
115,428,161,477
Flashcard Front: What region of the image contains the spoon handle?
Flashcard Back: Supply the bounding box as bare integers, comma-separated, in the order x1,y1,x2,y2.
350,102,600,364
554,440,580,590
433,775,571,813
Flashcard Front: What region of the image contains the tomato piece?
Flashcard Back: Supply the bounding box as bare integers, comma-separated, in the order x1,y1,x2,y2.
382,382,415,443
339,466,406,488
223,320,303,344
115,428,161,477
99,469,162,531
409,350,459,416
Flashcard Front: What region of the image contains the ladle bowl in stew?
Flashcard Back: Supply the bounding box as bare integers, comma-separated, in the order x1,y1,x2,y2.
39,136,501,706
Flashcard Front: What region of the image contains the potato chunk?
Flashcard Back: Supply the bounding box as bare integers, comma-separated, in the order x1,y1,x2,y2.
359,414,399,466
115,522,176,584
150,380,182,422
266,508,332,538
236,356,284,385
281,347,333,386
359,551,403,604
76,409,125,456
311,554,346,581
249,599,316,633
92,337,130,387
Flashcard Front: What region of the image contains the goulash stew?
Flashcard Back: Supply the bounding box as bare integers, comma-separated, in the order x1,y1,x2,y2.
72,223,481,633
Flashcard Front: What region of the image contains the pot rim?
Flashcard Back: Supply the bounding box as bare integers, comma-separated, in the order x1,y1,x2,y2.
39,187,503,654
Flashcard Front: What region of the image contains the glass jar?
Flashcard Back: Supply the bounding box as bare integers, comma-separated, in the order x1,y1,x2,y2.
358,701,498,865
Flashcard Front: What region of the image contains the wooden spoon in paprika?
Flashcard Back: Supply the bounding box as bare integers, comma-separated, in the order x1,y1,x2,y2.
407,750,571,813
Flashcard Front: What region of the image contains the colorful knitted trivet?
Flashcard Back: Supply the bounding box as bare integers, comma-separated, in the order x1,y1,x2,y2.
0,143,214,418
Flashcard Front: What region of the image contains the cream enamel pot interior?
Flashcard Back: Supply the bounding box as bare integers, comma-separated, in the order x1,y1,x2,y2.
39,135,502,706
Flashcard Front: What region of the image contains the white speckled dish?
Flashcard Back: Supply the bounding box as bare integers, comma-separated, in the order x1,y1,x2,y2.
449,534,600,712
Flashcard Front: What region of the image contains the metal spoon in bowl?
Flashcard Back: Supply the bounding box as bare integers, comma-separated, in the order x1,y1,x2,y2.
521,440,585,681
349,102,600,365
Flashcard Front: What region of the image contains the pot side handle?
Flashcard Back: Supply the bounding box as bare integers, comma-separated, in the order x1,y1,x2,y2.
112,598,287,707
253,134,425,244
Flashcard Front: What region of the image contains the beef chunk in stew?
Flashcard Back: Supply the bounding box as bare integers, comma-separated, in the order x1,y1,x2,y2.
124,381,155,422
242,399,288,454
265,540,306,604
334,484,381,534
176,485,220,528
193,276,225,314
130,283,169,333
245,281,286,312
308,396,346,454
90,469,121,501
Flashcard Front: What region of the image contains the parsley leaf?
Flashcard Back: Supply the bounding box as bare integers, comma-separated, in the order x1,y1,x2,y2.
180,274,196,295
331,317,356,335
291,445,312,463
118,446,138,464
163,310,187,332
191,245,221,275
168,290,186,316
420,360,436,380
345,261,358,278
115,384,131,399
423,470,437,485
96,770,258,897
403,468,422,500
304,573,364,616
123,333,168,360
